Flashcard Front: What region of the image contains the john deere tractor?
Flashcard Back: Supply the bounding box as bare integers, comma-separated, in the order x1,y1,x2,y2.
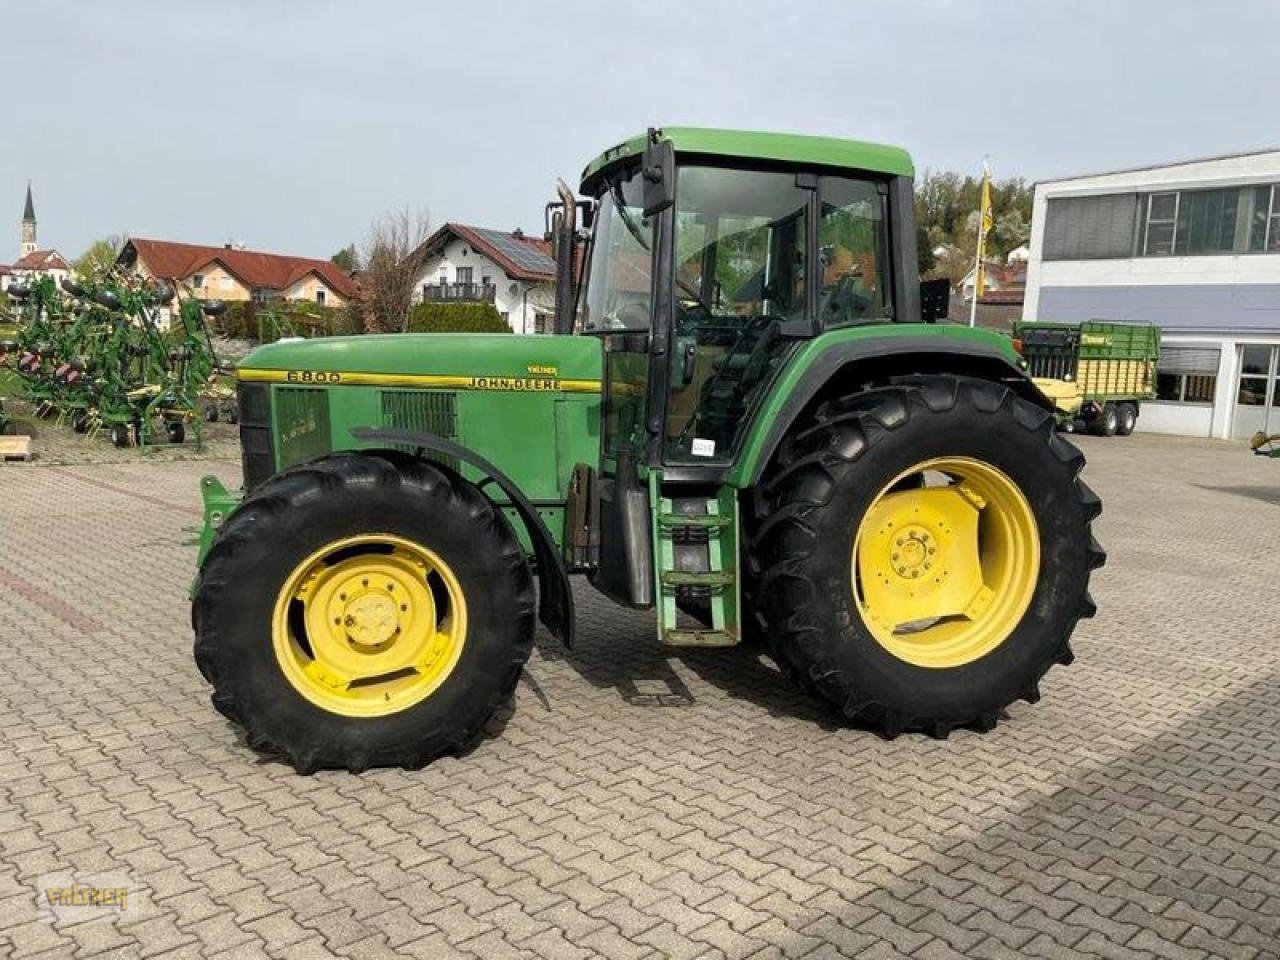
192,128,1104,773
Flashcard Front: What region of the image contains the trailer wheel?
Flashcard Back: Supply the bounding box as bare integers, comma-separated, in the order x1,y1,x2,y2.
166,420,186,444
748,375,1102,738
1115,403,1137,436
192,452,535,773
1091,402,1119,436
110,423,131,448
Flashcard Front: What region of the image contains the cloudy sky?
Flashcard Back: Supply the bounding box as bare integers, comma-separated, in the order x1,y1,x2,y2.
4,0,1275,263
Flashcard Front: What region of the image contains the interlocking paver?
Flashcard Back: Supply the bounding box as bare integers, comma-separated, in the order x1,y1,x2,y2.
0,420,1278,958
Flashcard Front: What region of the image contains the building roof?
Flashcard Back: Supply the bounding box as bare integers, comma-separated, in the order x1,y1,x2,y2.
120,238,357,298
12,248,69,272
1038,145,1280,186
416,223,557,283
580,126,914,192
22,182,34,223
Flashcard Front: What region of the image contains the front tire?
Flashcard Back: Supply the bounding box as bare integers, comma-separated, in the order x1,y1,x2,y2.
748,376,1103,737
192,452,536,772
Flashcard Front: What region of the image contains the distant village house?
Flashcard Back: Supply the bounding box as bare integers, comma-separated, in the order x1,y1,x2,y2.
116,238,357,315
412,224,557,333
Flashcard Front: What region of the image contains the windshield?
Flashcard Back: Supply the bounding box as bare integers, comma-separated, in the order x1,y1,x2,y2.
578,168,652,332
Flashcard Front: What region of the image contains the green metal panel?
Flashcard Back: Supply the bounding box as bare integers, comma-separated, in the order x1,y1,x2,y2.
247,334,605,556
580,127,914,192
239,332,603,381
273,387,331,471
728,323,1022,486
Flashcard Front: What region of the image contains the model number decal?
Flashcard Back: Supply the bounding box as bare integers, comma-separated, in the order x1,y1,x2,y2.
285,370,342,384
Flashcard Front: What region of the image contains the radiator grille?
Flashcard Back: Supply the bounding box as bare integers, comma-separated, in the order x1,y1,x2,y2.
275,387,332,470
381,391,458,470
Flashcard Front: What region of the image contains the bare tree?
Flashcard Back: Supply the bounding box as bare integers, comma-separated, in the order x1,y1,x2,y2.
358,208,431,332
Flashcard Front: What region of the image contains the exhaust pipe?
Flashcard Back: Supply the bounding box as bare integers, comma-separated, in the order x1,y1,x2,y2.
553,179,577,336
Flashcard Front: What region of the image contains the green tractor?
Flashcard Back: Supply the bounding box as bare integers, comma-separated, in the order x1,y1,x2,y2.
192,128,1104,773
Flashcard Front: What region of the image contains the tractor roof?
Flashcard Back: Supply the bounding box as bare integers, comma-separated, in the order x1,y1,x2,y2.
579,127,914,193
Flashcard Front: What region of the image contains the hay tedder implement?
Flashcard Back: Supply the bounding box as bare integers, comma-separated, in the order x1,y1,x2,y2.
0,273,228,447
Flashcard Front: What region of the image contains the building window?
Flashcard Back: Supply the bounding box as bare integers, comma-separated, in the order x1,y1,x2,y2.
1142,193,1178,255
1042,194,1139,260
456,267,473,284
1154,345,1220,404
192,273,204,288
1237,344,1273,406
533,313,549,334
1174,188,1239,255
315,289,326,305
1248,185,1280,252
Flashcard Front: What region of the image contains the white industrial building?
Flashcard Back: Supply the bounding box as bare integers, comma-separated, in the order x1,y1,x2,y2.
1024,148,1280,440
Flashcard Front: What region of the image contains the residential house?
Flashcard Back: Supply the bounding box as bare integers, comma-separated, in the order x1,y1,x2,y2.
4,248,71,291
412,224,557,333
117,238,357,315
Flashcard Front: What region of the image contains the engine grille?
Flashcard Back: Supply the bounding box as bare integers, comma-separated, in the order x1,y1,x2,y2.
275,387,332,471
380,391,459,470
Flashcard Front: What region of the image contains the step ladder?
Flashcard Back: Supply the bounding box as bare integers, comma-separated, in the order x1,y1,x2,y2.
650,478,741,647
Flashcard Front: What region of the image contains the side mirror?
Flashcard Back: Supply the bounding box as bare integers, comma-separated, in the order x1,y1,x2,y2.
920,278,950,323
579,200,595,231
641,135,674,218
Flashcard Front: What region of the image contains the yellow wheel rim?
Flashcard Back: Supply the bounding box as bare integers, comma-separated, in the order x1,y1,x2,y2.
272,533,468,718
852,457,1039,669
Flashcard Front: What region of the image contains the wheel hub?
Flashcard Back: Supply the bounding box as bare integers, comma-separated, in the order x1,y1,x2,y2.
889,526,936,579
343,592,400,649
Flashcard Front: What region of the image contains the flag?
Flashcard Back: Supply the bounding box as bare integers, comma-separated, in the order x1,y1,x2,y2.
974,172,995,301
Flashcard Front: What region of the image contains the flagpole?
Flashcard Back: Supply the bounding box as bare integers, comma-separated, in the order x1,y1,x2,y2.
969,159,990,329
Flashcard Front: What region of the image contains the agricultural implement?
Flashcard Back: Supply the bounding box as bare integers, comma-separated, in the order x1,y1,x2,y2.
191,127,1104,773
1012,319,1160,436
1,273,225,447
1251,432,1280,458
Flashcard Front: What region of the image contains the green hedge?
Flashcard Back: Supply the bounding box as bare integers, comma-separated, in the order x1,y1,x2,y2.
207,301,362,341
407,302,511,334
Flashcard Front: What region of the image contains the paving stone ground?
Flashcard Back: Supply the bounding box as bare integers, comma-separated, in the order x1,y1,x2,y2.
0,418,1277,959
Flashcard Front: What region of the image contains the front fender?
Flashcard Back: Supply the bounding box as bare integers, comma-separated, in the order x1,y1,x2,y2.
350,426,574,648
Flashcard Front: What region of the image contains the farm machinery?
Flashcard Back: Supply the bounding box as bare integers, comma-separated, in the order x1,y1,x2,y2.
192,127,1104,773
0,273,227,446
1251,432,1280,458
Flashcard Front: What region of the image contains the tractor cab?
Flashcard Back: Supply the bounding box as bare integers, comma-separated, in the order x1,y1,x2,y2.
553,128,938,631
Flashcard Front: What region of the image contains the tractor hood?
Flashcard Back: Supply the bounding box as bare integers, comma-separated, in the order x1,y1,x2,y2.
237,333,603,391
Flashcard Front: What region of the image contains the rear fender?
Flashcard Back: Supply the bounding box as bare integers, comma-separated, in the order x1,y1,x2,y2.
732,335,1049,487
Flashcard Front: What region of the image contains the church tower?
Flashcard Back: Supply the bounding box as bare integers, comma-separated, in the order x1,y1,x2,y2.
20,182,36,257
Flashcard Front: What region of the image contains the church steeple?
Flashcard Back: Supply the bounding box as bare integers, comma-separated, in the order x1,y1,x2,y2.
20,181,36,257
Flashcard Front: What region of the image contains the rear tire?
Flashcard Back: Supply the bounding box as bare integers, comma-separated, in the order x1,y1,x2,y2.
192,452,536,773
747,375,1102,737
1115,402,1137,436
